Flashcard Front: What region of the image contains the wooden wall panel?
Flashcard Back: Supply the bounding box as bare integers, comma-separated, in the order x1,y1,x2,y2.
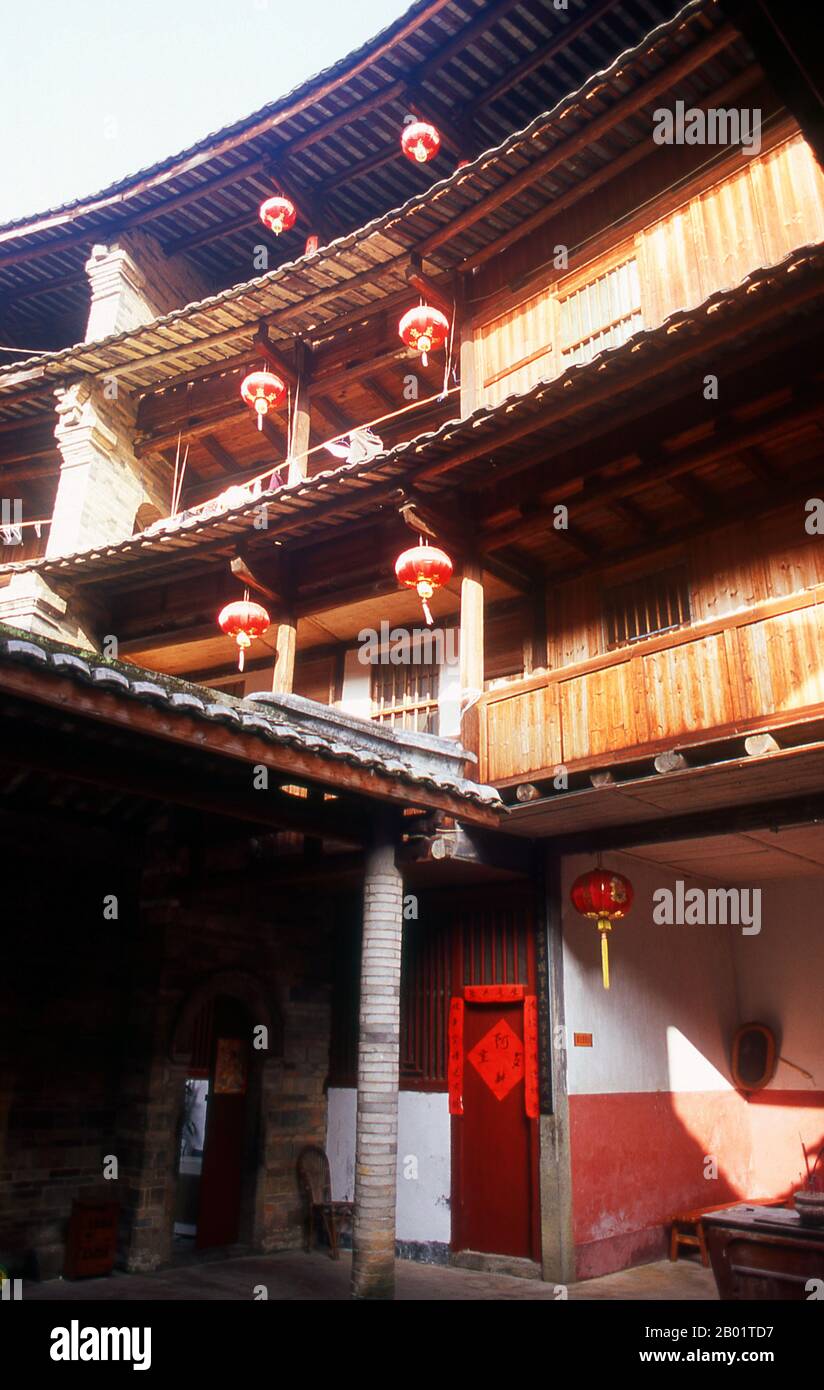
475,289,555,406
477,589,824,783
637,135,824,329
547,575,603,669
691,510,824,621
738,605,824,716
485,600,529,682
560,661,636,761
484,685,559,783
294,651,335,704
640,634,734,739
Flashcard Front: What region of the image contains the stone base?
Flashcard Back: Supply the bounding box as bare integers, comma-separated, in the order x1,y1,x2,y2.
449,1250,542,1280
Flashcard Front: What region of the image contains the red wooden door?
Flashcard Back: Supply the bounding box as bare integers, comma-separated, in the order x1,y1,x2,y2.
196,1005,249,1249
449,894,539,1260
453,999,538,1258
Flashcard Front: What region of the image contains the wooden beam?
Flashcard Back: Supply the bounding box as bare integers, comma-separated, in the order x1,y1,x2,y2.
654,750,689,775
481,395,824,551
554,794,824,857
406,258,453,319
477,0,620,110
0,717,370,844
229,552,282,602
253,326,298,386
200,434,239,474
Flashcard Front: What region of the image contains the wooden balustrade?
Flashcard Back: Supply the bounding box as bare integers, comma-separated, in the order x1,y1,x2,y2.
474,585,824,785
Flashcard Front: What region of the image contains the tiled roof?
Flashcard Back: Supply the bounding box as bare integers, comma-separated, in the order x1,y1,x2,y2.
4,238,821,585
0,625,502,812
0,0,733,396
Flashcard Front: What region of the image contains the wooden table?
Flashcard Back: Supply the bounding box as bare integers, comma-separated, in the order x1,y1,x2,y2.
703,1204,824,1300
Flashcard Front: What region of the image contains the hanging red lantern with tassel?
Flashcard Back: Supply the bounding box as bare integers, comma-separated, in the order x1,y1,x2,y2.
218,598,270,671
259,194,297,235
570,869,634,991
399,304,450,368
395,542,453,625
240,370,286,430
401,120,441,164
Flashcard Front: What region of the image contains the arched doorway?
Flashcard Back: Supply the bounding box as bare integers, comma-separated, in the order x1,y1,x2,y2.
173,994,252,1250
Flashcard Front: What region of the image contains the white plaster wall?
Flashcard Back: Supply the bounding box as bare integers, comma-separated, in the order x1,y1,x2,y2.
326,1087,451,1243
326,1086,357,1202
562,852,739,1096
338,648,371,719
338,627,460,734
731,876,824,1090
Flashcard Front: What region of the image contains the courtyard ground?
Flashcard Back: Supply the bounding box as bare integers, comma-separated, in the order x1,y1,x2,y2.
23,1251,717,1301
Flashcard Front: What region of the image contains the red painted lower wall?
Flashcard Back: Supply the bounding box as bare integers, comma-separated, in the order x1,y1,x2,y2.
569,1090,824,1280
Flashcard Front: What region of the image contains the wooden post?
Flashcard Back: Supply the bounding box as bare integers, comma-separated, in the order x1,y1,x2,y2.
456,272,477,418
287,343,312,486
459,558,484,755
538,850,575,1285
351,818,404,1300
271,615,297,694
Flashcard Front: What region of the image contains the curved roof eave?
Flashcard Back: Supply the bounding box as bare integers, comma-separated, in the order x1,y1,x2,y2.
0,0,440,237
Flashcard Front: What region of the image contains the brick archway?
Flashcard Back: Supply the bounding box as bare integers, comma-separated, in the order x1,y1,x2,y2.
169,969,284,1065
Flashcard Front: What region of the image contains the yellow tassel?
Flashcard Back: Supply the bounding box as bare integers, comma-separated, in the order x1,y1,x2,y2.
599,918,611,990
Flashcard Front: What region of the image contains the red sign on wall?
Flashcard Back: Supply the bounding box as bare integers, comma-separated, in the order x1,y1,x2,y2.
448,997,464,1115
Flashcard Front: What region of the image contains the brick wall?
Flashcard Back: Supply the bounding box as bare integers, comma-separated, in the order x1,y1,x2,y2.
0,834,346,1279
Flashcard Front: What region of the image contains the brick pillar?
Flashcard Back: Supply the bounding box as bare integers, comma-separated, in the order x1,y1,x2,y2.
351,822,404,1300
0,377,170,646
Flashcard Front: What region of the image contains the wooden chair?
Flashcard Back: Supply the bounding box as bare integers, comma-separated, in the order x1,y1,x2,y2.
666,1200,744,1267
297,1145,353,1259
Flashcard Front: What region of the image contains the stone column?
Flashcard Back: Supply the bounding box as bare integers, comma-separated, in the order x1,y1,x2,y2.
84,230,211,342
351,820,404,1300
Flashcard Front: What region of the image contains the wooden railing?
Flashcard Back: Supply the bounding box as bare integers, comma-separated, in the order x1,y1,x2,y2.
475,585,824,786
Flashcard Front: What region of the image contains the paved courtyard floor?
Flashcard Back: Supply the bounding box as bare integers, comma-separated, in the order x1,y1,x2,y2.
24,1251,717,1301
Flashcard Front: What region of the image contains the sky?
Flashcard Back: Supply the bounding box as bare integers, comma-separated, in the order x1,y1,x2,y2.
0,0,409,223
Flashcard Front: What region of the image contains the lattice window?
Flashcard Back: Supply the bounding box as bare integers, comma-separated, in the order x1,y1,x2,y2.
560,258,642,366
461,902,531,988
604,564,692,647
371,658,440,734
400,922,451,1089
328,915,450,1091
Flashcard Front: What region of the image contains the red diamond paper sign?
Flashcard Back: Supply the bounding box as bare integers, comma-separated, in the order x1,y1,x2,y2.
467,1017,525,1101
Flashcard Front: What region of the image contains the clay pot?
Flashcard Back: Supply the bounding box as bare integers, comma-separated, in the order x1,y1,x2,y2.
793,1188,824,1227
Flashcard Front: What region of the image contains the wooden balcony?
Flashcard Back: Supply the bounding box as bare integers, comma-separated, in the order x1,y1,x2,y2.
475,585,824,787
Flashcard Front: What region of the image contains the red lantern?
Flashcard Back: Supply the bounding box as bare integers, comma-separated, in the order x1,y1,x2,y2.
240,370,286,430
218,599,270,671
399,304,450,368
395,542,453,625
570,870,634,991
259,195,297,235
401,121,441,164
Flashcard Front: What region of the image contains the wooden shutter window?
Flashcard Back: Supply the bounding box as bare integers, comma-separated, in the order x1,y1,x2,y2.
560,257,642,366
604,565,692,648
400,922,451,1090
371,656,440,733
